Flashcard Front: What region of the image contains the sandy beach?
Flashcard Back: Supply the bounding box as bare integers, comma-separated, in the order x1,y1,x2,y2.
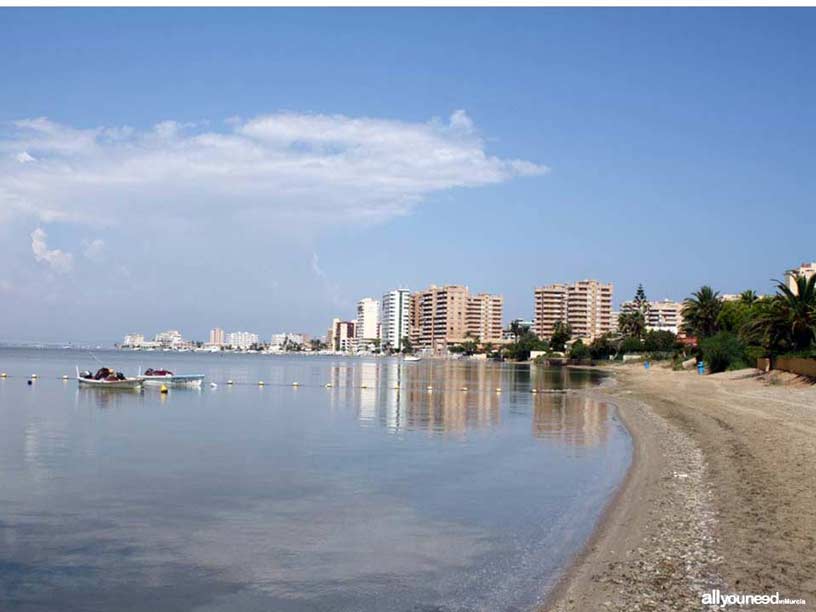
545,364,816,611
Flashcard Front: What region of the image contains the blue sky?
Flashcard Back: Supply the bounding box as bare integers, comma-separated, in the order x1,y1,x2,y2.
1,8,814,343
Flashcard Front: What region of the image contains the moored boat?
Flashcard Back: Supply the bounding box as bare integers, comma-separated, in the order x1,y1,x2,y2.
141,368,205,387
77,367,143,390
403,355,421,362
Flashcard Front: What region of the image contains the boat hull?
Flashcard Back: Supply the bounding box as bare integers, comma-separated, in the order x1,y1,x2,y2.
143,375,204,387
77,377,143,390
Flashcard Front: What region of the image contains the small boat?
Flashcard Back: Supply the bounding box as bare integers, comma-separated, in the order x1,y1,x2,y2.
403,355,421,362
77,367,143,390
141,368,205,387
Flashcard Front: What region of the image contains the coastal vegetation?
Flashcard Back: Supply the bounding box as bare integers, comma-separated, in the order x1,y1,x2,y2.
684,274,816,373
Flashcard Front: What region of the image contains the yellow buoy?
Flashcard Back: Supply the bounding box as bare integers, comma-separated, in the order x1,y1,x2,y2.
62,374,69,380
292,382,300,387
324,383,333,388
361,385,368,389
495,387,502,392
531,388,538,393
160,384,168,394
426,385,433,391
258,381,265,386
31,374,38,379
227,380,234,385
1,372,7,378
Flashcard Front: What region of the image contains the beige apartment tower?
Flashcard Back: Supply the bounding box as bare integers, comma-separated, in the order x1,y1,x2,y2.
466,293,504,344
411,285,504,353
534,280,613,342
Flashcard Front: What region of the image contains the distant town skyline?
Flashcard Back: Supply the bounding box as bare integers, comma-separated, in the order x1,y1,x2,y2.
1,9,815,344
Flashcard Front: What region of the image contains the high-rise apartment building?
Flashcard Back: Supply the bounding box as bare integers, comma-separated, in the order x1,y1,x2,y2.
466,293,504,343
381,289,412,351
356,298,380,348
534,280,613,342
209,328,225,346
331,320,356,352
412,285,470,353
226,331,259,349
411,285,503,352
621,299,684,334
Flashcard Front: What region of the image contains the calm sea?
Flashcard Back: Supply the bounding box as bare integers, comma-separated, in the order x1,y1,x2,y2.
0,348,630,612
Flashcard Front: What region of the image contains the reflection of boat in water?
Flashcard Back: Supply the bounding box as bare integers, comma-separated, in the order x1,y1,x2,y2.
141,368,204,387
403,356,421,362
77,367,143,390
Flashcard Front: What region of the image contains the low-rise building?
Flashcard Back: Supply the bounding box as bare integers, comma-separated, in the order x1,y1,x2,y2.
786,262,816,294
154,330,185,348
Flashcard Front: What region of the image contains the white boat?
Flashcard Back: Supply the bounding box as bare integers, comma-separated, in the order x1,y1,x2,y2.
141,368,204,387
403,355,421,362
77,367,143,390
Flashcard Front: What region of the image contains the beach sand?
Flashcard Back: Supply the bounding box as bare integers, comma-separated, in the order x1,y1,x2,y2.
545,364,816,611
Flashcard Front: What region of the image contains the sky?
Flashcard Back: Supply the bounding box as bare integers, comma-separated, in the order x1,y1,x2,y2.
1,8,815,344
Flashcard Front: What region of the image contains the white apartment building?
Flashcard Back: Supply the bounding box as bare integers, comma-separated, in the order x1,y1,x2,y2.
381,289,412,351
123,333,144,347
356,298,380,349
270,333,305,348
227,331,259,349
534,280,613,342
786,262,816,294
154,330,185,348
621,299,684,334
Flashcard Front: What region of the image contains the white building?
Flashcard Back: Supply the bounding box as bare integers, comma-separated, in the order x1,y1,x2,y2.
381,289,412,351
123,333,144,347
356,297,380,349
621,299,684,334
154,330,184,348
270,333,305,349
786,262,816,294
227,331,259,349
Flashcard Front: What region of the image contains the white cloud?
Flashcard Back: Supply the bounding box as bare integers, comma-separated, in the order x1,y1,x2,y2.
82,238,105,261
16,151,35,163
30,227,73,273
0,111,547,229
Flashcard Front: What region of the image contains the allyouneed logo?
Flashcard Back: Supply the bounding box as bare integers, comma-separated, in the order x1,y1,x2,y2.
701,589,807,606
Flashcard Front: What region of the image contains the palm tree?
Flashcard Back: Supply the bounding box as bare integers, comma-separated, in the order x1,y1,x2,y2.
617,309,646,339
739,289,758,305
682,286,723,339
752,275,816,353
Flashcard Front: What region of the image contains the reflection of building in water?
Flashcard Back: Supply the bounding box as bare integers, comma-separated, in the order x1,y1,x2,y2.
330,359,504,434
378,360,501,434
532,394,609,447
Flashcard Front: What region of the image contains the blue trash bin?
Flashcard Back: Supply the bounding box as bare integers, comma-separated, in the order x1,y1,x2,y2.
697,361,705,375
644,360,650,370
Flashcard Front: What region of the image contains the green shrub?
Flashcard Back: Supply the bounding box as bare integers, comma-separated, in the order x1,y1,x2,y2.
700,331,747,373
569,340,590,360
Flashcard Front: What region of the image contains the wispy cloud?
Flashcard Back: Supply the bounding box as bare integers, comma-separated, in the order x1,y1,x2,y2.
81,238,105,261
0,111,547,229
30,227,73,273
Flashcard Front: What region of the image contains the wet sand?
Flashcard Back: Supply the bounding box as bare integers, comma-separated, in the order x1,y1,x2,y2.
545,364,816,611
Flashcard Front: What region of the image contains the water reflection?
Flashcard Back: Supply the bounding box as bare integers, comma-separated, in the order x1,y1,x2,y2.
323,360,608,442
0,349,629,612
532,394,610,447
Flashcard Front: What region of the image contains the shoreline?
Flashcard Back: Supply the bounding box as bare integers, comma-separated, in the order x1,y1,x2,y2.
543,364,816,611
